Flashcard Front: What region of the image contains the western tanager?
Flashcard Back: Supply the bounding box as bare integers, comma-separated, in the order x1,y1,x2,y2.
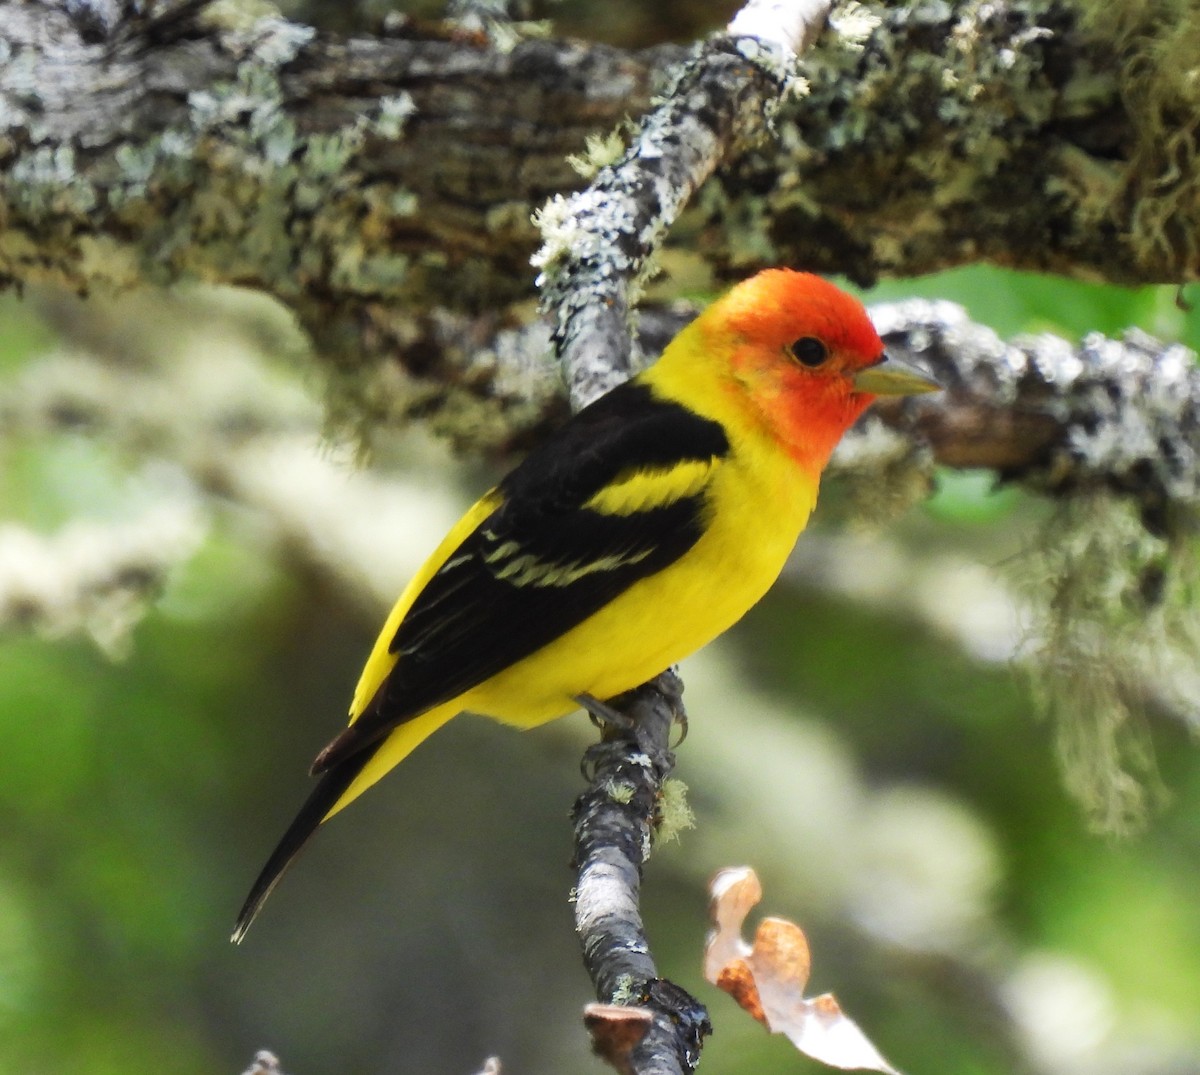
232,269,938,941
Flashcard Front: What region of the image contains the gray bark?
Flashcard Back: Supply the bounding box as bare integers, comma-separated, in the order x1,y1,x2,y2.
2,0,1198,446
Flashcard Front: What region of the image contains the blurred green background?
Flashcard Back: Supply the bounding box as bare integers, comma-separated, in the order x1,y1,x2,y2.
4,0,1200,1070
2,262,1198,1075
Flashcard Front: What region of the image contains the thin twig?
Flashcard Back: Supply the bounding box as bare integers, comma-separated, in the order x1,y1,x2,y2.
573,674,712,1073
536,5,829,409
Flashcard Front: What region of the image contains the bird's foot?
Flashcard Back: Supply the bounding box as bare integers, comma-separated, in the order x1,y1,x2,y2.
577,693,638,781
575,692,634,734
671,710,689,747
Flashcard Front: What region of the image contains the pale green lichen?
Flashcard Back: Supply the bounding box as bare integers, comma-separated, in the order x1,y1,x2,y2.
446,0,552,52
247,17,317,67
1011,491,1198,833
189,63,289,135
828,1,882,49
1078,0,1200,271
530,193,586,281
826,420,937,528
606,780,635,805
8,145,96,218
303,126,368,179
654,778,695,844
482,19,553,54
610,974,638,1005
176,40,413,301
172,64,299,283
567,129,628,180
198,0,283,34
75,234,144,288
113,142,158,188
374,94,417,141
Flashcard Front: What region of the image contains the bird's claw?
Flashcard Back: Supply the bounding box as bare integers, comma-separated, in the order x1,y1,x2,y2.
579,740,608,782
576,693,639,781
575,693,634,735
671,710,689,748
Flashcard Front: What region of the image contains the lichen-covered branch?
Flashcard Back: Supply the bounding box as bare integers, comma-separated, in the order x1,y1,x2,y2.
304,290,1200,537
0,501,206,654
865,299,1200,536
531,21,795,407
708,0,1200,287
572,674,712,1075
0,0,665,309
1,0,1197,427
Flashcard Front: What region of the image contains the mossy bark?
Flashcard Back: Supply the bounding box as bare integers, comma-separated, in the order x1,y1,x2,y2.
1,1,1196,373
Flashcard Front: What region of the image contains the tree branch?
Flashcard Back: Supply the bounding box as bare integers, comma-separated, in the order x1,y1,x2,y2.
572,673,712,1075
535,32,794,407
2,0,1197,435
0,500,205,654
710,0,1200,287
867,299,1200,535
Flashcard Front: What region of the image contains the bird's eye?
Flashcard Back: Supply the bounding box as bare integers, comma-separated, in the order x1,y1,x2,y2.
788,336,828,367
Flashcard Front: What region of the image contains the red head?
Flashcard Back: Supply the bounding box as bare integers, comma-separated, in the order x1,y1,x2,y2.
672,269,937,472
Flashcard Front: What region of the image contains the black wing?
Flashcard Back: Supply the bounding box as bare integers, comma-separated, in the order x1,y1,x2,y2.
315,380,729,771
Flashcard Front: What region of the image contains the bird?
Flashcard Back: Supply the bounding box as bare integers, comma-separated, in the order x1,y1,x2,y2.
231,268,939,942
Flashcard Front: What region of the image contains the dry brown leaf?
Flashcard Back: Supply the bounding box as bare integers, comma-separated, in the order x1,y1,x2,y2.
704,866,901,1075
583,1002,653,1075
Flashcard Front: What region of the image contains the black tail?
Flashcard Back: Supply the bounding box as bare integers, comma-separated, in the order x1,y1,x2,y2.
231,748,372,944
